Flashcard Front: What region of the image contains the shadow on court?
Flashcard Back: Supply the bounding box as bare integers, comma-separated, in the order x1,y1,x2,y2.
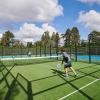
31,68,99,99
75,63,100,79
31,74,57,82
0,61,18,100
0,60,100,100
51,68,100,100
76,64,97,71
51,69,77,77
0,61,33,100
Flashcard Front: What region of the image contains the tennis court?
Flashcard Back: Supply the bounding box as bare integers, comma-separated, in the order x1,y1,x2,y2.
0,56,100,100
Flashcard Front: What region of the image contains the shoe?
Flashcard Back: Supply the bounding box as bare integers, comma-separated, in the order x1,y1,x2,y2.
64,74,69,79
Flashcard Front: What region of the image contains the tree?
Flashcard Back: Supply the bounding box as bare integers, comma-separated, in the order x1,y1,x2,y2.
88,31,100,45
27,42,33,48
71,27,80,45
88,31,100,55
14,40,21,48
64,27,80,47
51,32,60,47
80,39,88,47
51,32,56,47
34,41,42,46
64,28,71,46
41,31,50,47
1,30,14,46
55,32,60,47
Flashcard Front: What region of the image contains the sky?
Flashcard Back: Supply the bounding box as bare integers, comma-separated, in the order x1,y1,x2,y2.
0,0,100,42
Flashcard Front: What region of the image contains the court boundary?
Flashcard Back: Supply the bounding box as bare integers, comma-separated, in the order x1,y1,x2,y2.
58,78,100,100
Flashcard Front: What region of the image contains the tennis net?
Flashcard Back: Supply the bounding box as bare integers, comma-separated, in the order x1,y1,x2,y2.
0,56,62,66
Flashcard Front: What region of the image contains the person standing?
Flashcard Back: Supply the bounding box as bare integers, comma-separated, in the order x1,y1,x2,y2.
61,49,77,78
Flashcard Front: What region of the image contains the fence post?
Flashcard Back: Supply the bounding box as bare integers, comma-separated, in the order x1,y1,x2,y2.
40,44,41,57
36,43,37,57
45,45,46,56
88,39,91,63
69,45,72,59
27,81,33,100
11,40,14,57
21,42,22,58
50,44,52,56
56,43,58,60
75,43,77,62
2,45,4,58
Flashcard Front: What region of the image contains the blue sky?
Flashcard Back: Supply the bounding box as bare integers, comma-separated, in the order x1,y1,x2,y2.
0,0,100,42
53,0,100,39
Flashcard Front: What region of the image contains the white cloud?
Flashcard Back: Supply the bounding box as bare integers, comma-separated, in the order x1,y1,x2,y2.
0,34,2,38
78,10,100,31
42,23,57,35
0,0,63,23
15,23,58,42
77,0,100,5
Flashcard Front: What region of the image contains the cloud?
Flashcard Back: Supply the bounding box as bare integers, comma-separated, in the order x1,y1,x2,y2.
0,34,2,38
77,0,100,5
78,10,100,31
15,23,58,42
0,0,63,23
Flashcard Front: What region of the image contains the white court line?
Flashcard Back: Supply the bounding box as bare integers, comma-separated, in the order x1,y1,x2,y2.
58,78,100,100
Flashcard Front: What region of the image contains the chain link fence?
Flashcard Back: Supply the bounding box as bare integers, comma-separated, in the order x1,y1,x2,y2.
0,39,100,65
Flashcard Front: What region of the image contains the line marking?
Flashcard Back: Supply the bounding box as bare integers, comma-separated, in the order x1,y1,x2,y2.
58,78,100,100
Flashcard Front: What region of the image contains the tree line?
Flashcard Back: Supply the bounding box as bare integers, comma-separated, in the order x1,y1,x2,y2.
0,27,100,48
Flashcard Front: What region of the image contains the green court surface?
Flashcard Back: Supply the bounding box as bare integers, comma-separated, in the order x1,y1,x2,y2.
0,61,100,100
